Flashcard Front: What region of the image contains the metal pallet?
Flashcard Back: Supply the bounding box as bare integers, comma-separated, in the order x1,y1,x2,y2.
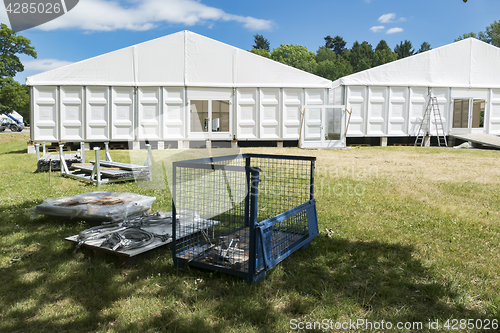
172,154,319,282
60,142,152,186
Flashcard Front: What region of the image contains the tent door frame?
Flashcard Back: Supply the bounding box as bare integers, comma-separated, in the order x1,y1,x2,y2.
300,104,345,148
187,90,233,141
451,98,485,135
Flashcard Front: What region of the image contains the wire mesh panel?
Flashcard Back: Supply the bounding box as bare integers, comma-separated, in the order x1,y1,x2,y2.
255,201,317,273
248,156,312,222
172,154,318,281
173,163,253,276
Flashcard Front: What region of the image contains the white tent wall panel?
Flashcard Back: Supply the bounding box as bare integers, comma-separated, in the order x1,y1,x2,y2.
488,89,500,134
60,86,84,141
450,88,488,100
366,87,388,135
345,86,367,136
408,87,427,136
431,88,450,135
236,88,258,139
303,107,321,141
85,86,109,141
305,89,325,105
342,86,453,137
138,87,161,140
332,85,342,105
259,88,280,139
33,86,58,141
387,87,408,135
110,87,135,140
163,87,185,140
282,89,302,139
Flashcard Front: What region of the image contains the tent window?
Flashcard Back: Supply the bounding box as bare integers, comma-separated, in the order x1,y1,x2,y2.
453,99,469,129
472,99,485,128
190,100,209,132
212,100,230,132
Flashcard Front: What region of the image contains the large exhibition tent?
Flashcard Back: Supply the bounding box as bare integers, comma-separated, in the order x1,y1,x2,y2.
332,38,500,140
27,30,342,149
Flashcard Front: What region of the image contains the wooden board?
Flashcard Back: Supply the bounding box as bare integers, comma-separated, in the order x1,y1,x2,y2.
90,160,149,171
450,134,500,150
37,153,81,172
70,164,150,179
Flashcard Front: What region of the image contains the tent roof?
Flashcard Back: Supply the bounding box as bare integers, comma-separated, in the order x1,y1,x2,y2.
333,38,500,89
26,30,331,88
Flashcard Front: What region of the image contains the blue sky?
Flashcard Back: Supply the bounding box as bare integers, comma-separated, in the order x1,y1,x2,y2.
1,0,498,84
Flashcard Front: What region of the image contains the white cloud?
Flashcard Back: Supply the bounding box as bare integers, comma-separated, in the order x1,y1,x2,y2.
370,26,385,33
386,27,403,34
378,13,396,23
23,59,74,71
35,0,273,32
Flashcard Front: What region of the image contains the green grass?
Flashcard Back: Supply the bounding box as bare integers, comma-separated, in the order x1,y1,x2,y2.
1,134,499,332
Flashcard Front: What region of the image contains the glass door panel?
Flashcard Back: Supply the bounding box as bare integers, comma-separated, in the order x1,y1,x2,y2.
326,107,341,140
453,99,469,129
212,100,230,132
190,100,209,132
472,99,485,128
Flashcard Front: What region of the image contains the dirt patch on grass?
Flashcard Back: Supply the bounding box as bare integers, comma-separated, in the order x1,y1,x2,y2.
0,132,29,144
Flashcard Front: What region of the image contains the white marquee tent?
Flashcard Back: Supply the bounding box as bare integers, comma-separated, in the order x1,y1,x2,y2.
332,38,500,139
27,30,343,149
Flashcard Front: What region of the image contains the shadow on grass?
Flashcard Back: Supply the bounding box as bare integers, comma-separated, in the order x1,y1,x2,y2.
0,201,494,332
109,235,495,332
0,202,131,332
2,148,29,155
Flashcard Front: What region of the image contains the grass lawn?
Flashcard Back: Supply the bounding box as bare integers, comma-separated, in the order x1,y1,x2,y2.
0,133,499,332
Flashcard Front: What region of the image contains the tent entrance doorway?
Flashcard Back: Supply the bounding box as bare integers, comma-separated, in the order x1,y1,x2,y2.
452,99,485,134
190,99,230,140
300,105,345,148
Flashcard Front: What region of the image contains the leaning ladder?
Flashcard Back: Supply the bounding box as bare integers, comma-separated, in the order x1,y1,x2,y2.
414,95,448,147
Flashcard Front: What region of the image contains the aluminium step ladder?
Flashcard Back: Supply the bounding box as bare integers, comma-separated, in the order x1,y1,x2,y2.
414,95,447,147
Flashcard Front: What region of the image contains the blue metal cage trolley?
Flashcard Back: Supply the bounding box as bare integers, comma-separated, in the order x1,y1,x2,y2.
172,154,319,282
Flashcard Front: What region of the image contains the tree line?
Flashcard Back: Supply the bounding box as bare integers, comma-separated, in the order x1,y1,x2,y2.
250,19,500,82
0,23,35,124
0,9,497,124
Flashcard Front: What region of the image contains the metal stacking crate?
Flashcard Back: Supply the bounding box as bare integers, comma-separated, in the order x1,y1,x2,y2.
172,154,319,282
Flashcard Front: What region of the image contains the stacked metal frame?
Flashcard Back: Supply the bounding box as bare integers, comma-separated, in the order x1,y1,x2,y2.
172,154,319,282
